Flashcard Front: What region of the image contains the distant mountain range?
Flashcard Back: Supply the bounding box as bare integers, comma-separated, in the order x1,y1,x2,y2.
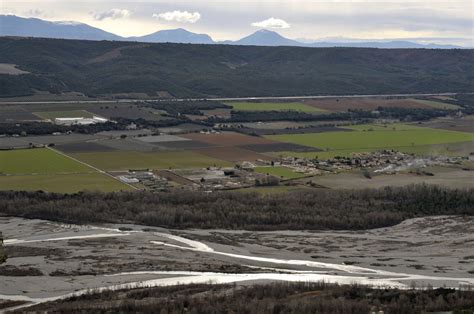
0,15,463,49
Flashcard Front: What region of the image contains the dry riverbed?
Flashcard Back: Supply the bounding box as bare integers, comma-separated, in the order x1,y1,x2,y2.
0,215,473,311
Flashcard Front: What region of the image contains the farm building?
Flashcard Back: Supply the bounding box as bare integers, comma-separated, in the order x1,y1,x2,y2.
55,116,108,125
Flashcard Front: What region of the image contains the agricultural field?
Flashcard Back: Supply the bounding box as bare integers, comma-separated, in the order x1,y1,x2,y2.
303,97,433,112
345,123,424,131
195,146,273,162
227,102,326,113
0,108,41,122
0,173,131,193
200,108,232,119
266,124,474,153
0,148,91,175
271,149,379,160
33,110,96,120
157,123,205,134
88,105,166,121
240,143,320,153
70,151,232,171
311,167,474,190
274,140,474,159
0,148,130,192
182,131,276,146
55,142,118,153
254,166,307,179
136,135,190,143
413,115,474,133
410,99,461,110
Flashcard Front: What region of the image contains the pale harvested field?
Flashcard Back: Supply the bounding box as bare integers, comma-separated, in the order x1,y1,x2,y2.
310,167,474,189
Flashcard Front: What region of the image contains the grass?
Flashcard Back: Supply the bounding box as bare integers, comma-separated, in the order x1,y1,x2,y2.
410,99,462,110
266,125,474,152
71,151,232,171
227,102,326,113
254,166,307,179
274,140,474,159
0,148,131,192
0,148,91,175
0,173,131,193
33,110,96,120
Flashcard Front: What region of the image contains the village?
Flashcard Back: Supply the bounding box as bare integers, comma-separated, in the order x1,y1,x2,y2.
114,149,470,192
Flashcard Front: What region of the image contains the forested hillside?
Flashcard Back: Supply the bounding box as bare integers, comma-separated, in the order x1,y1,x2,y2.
0,37,472,98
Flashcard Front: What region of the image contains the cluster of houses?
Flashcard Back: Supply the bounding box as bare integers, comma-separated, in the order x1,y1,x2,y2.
277,150,467,175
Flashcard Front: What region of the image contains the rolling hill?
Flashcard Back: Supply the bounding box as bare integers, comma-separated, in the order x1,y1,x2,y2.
0,37,472,98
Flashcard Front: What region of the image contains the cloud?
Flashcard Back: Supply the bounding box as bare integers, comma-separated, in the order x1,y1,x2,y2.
251,17,290,29
153,10,201,24
24,9,46,17
93,9,130,21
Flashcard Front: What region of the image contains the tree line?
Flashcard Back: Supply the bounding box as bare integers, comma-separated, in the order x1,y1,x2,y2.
0,118,184,137
23,282,474,313
0,185,472,231
206,106,452,123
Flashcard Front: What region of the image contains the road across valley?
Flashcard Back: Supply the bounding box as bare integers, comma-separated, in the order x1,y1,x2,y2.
0,92,468,105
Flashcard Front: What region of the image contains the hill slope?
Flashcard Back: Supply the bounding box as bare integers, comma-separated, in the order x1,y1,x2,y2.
0,37,472,98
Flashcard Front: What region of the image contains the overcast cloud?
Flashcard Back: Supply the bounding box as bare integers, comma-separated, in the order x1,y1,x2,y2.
1,0,472,46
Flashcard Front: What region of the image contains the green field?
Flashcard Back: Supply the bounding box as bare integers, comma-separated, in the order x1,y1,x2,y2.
254,166,307,179
227,102,326,113
0,148,130,192
267,124,474,152
275,139,474,159
410,99,461,110
0,173,132,193
71,151,232,171
33,110,96,120
0,148,91,174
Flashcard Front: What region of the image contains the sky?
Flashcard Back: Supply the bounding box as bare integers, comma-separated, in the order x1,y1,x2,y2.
2,0,473,46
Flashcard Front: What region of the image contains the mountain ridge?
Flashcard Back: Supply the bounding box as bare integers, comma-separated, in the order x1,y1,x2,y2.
0,15,465,49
